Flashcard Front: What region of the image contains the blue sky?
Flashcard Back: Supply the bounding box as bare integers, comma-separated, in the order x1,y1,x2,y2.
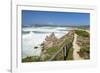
22,10,90,26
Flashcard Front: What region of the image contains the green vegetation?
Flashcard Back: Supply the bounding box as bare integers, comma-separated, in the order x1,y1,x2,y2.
75,30,89,37
43,54,51,61
75,29,90,59
43,47,59,61
80,47,89,53
22,56,41,62
44,42,73,61
46,47,59,55
79,47,90,59
45,48,73,61
22,30,90,62
66,48,73,60
42,31,74,61
55,53,64,60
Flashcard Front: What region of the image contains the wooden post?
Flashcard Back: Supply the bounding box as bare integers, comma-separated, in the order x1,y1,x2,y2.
63,46,67,60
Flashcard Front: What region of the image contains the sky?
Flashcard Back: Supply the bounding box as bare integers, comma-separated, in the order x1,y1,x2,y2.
22,10,90,26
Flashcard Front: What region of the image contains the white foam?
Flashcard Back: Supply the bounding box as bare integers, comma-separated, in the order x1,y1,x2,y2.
22,26,69,58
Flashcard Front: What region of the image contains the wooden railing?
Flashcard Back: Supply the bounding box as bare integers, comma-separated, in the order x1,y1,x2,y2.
49,42,72,61
48,31,74,61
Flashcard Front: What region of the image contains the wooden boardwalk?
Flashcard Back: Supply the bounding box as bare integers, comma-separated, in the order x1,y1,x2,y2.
48,31,74,61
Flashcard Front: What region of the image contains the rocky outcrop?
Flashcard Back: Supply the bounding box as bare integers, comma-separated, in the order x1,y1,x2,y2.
42,32,58,49
40,31,74,61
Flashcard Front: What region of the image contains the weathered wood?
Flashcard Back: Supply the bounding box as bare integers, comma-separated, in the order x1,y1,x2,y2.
48,31,74,61
49,42,72,61
63,46,68,60
48,47,63,61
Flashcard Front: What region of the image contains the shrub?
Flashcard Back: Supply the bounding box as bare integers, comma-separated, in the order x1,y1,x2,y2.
75,30,89,37
22,56,41,62
66,48,73,60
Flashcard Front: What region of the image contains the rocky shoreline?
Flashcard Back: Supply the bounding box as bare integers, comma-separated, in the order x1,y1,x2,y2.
22,29,90,62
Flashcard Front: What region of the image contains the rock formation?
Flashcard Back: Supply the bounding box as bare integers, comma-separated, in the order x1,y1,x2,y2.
42,32,58,49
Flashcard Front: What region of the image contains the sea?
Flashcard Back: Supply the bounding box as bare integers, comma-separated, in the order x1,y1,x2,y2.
22,26,71,58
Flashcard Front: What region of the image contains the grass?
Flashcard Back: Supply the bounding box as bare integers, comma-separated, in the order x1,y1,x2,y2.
22,56,41,62
43,54,51,61
46,47,59,55
75,29,90,59
66,48,73,60
79,47,90,59
44,47,59,60
75,30,89,37
80,47,90,53
43,32,74,61
53,52,64,60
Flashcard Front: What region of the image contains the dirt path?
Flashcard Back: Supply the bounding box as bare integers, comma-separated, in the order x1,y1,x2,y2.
73,34,83,60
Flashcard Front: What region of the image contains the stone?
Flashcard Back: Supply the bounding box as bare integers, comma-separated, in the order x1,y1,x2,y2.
42,32,58,49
